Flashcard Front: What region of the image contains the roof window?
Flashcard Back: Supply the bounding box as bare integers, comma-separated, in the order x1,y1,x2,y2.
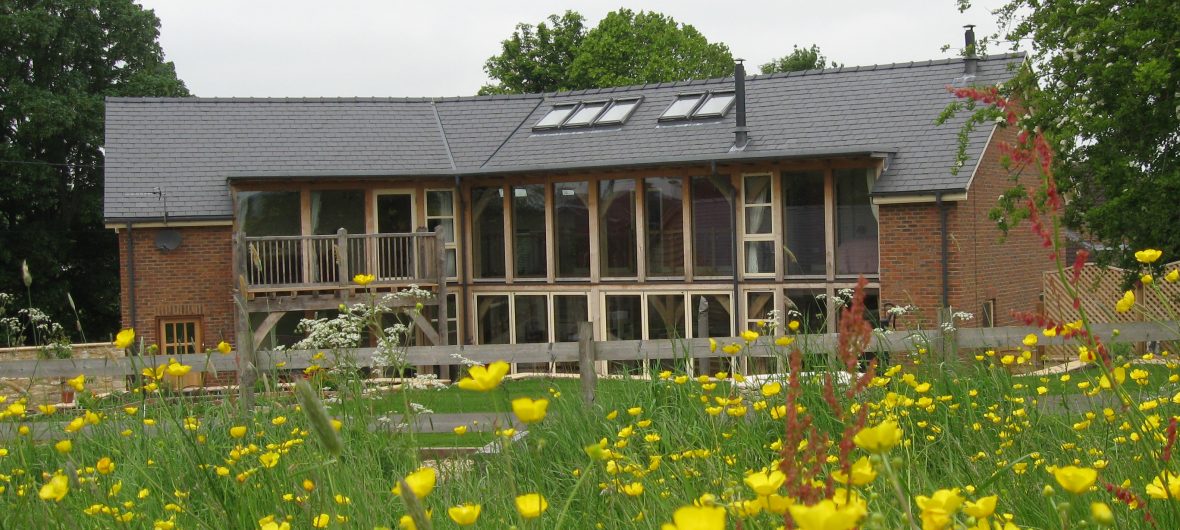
533,97,643,130
562,101,609,127
534,104,577,129
659,94,706,121
595,98,642,125
693,91,735,118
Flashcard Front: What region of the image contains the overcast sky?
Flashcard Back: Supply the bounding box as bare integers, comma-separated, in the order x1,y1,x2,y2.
135,0,1007,98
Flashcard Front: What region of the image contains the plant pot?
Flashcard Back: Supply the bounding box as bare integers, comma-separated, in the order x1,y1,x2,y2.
61,389,75,404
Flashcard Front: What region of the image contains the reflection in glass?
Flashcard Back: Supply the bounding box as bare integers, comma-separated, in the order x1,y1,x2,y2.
513,185,546,278
514,295,549,343
599,179,637,277
645,178,684,276
835,169,879,275
692,176,734,276
555,182,591,277
553,295,588,342
782,171,826,275
471,187,505,279
476,295,510,344
646,295,686,340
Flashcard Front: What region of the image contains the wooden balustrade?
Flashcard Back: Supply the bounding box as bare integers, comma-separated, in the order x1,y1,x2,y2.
239,230,439,292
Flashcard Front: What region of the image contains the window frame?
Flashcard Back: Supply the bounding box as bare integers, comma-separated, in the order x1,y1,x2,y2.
425,188,459,280
533,103,578,130
741,173,778,279
658,93,707,121
693,91,736,118
158,317,203,356
594,97,643,125
562,100,610,128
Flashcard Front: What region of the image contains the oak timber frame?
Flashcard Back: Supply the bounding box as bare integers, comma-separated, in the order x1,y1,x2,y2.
228,156,884,361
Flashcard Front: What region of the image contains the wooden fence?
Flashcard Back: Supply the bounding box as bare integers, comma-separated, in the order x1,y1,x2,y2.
1,321,1176,383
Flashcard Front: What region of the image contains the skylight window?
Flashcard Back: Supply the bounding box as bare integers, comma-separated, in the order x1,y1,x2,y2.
595,98,641,125
534,104,577,129
694,91,735,118
660,94,706,120
562,101,609,127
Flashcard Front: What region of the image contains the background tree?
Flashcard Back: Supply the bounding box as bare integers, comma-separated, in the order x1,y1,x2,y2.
567,9,733,89
481,9,733,93
0,0,189,343
962,0,1180,272
479,11,585,95
760,44,841,74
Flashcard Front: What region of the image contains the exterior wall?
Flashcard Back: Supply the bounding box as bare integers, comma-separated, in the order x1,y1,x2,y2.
118,225,236,349
879,124,1047,329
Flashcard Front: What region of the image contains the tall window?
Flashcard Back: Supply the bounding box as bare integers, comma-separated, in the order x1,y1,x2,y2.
647,294,686,340
475,295,510,344
471,187,505,279
599,179,638,277
605,295,643,340
160,318,201,355
237,191,301,236
782,171,826,276
743,175,775,275
513,185,546,278
554,182,591,278
426,190,458,278
553,295,589,342
645,178,684,276
692,176,734,277
786,289,829,334
311,190,366,283
835,168,879,275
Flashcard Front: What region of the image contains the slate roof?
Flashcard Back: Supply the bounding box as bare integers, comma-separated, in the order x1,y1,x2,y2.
104,53,1023,222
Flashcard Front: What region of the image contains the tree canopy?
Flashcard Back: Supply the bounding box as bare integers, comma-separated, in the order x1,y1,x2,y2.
480,9,734,94
760,44,840,74
0,0,189,343
965,0,1180,271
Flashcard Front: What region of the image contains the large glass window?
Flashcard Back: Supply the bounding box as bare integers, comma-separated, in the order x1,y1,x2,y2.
311,190,366,283
599,179,638,277
471,187,505,279
514,295,549,344
605,295,643,341
745,291,776,332
835,169,879,275
786,289,828,334
554,182,591,277
426,190,458,278
647,294,686,340
645,178,684,276
237,191,301,236
692,176,734,276
693,294,732,338
743,175,775,275
475,295,510,344
553,295,589,342
513,185,546,278
782,171,826,276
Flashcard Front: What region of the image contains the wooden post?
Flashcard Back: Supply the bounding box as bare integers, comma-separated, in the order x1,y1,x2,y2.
696,296,710,377
336,228,349,285
578,321,596,405
232,232,258,411
434,225,452,379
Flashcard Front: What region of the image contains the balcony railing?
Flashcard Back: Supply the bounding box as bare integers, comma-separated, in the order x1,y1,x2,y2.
234,228,444,292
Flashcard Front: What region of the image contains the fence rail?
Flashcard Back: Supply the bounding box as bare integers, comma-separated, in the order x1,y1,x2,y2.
2,322,1177,381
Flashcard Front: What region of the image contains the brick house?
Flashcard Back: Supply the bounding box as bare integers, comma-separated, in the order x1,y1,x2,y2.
103,52,1043,360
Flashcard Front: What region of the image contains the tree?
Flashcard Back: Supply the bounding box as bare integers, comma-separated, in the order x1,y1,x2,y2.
962,0,1180,272
479,11,586,95
481,9,734,94
0,0,189,344
760,44,840,74
567,9,733,89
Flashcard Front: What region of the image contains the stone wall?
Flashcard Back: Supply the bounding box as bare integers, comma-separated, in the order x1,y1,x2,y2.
0,343,126,406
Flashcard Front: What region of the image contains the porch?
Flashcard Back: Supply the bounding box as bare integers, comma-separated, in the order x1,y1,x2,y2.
231,227,450,348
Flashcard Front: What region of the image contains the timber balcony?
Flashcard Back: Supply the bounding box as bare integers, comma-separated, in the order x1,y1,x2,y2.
232,227,449,313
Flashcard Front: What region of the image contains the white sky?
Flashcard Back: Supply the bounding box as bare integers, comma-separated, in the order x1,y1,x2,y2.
135,0,1007,98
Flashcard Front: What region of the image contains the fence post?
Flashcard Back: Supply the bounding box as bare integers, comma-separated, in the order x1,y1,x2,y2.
336,228,349,285
578,321,596,405
696,296,710,377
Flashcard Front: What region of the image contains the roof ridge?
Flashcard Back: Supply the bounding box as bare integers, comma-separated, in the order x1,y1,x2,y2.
105,52,1026,105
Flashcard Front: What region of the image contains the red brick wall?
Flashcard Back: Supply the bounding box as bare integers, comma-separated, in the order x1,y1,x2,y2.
879,124,1047,329
117,226,236,350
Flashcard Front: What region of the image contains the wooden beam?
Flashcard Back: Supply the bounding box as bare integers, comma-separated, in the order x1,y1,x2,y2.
578,321,596,404
252,312,287,350
411,310,442,346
